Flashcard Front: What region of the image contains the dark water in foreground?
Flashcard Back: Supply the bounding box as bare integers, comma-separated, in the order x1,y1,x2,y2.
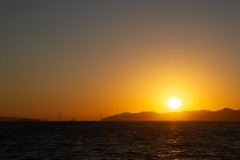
0,122,240,159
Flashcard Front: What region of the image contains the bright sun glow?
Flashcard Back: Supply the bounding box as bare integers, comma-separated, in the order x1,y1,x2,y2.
166,97,182,110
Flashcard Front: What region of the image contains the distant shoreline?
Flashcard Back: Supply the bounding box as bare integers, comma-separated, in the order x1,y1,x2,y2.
2,108,240,122
0,117,41,122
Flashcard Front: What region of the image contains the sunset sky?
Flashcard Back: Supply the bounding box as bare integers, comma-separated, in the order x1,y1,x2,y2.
1,0,240,119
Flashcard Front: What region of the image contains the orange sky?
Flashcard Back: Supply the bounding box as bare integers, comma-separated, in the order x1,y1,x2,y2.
1,1,240,119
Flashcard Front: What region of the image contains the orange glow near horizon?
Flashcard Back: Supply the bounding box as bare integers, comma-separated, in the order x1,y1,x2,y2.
1,1,240,119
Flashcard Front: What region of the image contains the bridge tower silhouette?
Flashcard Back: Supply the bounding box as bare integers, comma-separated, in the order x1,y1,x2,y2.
52,113,103,121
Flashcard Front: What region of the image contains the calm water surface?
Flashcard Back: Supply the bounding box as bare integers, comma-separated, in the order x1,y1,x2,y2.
0,121,240,159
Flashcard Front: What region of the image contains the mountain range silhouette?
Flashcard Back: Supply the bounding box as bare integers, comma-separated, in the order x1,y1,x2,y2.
102,108,240,121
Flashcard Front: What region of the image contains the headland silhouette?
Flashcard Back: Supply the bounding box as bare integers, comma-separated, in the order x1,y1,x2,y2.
102,108,240,121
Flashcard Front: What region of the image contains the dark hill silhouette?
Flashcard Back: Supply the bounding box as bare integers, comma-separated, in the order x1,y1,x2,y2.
102,108,240,121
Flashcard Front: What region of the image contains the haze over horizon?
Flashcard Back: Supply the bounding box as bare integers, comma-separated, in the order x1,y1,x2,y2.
1,0,240,119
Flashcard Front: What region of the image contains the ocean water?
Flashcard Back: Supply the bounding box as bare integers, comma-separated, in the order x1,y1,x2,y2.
0,121,240,159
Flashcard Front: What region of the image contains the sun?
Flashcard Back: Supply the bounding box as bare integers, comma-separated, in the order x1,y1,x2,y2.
166,97,182,110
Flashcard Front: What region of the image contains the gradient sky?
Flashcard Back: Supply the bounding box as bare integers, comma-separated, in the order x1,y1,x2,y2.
1,0,240,119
